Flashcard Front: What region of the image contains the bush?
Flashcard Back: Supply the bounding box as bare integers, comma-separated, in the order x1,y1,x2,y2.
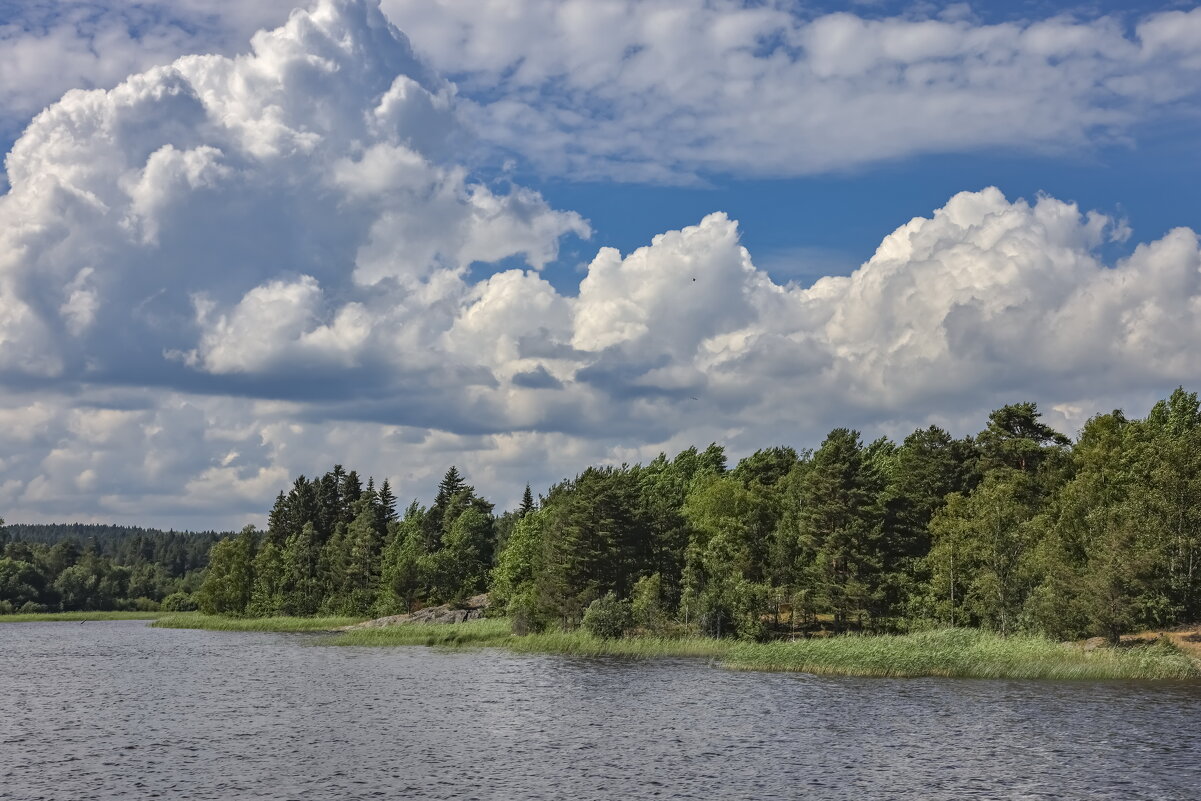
508,587,546,635
0,600,13,614
632,573,669,633
132,596,161,612
161,592,198,612
582,592,634,639
18,601,47,614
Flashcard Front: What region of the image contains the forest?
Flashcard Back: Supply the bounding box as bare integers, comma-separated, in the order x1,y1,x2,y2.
0,524,222,613
191,388,1201,644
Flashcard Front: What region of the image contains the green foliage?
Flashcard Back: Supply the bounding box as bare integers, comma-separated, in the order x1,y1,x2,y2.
32,386,1201,660
723,628,1199,680
581,592,634,639
533,466,647,627
0,610,168,622
787,429,887,630
161,592,198,612
927,472,1040,633
977,402,1070,473
631,572,668,633
196,526,256,616
153,613,361,631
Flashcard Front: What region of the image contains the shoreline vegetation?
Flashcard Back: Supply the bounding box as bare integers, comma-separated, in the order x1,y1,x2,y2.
0,610,170,623
8,390,1201,684
151,614,363,632
148,613,1201,680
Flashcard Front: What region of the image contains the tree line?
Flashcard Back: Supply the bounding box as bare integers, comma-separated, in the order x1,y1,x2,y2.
196,388,1201,643
0,525,223,613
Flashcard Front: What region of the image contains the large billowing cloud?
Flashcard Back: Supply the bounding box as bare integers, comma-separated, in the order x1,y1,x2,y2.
2,0,1201,527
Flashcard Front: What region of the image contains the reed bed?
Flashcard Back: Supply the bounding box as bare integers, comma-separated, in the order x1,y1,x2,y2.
510,630,731,659
153,614,1201,680
326,618,513,647
327,619,731,657
721,628,1201,680
0,611,168,623
152,613,363,632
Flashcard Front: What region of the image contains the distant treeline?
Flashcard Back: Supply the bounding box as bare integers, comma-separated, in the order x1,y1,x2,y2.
0,524,229,614
197,388,1201,644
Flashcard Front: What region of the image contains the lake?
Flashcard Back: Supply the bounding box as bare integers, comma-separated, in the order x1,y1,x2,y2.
2,620,1200,800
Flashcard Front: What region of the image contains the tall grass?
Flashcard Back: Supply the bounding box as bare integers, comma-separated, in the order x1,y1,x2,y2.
722,628,1201,680
326,619,732,657
152,613,363,632
0,611,168,623
151,614,1201,680
510,630,731,659
325,618,512,647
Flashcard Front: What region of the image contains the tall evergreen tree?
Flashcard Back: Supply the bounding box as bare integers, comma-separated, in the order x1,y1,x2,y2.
790,429,886,630
519,484,536,517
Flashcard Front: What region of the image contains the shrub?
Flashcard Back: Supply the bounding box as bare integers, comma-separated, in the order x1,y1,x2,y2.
18,601,47,614
507,586,547,635
582,592,633,639
631,573,668,634
161,592,199,612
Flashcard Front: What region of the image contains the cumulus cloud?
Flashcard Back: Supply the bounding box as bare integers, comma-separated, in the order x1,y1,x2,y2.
379,0,1201,179
0,0,587,391
3,0,1201,527
0,1,299,149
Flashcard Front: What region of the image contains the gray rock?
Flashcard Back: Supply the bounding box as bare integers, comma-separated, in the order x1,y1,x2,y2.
339,593,491,631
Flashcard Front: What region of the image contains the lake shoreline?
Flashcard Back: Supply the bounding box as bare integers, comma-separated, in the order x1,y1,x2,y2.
0,611,169,623
145,613,1201,681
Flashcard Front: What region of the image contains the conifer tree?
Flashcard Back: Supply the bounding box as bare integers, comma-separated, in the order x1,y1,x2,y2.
519,484,536,517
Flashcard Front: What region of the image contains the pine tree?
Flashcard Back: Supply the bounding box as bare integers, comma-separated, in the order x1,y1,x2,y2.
280,522,320,616
379,480,398,525
377,505,428,614
792,429,886,630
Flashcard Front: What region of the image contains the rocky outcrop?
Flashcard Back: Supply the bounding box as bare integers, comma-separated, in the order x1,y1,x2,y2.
339,593,490,630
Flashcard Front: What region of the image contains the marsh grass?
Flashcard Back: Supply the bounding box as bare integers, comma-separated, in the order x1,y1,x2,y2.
324,618,512,647
510,630,731,659
152,613,363,632
151,614,1201,680
722,628,1201,680
326,619,731,657
0,611,168,623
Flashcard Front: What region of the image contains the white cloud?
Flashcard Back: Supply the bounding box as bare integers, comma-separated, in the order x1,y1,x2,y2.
2,1,1201,527
379,0,1201,179
0,0,587,388
6,2,1201,183
0,1,300,168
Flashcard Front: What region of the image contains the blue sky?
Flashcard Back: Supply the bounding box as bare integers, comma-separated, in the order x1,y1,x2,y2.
534,141,1201,292
1,0,1200,528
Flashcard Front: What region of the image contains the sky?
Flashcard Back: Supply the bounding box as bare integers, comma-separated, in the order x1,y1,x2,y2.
1,0,1199,530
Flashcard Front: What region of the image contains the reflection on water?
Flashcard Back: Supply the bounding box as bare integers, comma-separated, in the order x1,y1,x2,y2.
2,620,1200,800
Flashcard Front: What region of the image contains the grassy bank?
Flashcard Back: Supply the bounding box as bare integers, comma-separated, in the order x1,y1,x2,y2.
328,619,730,658
152,613,364,632
326,618,513,647
0,610,169,623
331,621,1199,679
150,614,1201,680
722,628,1201,680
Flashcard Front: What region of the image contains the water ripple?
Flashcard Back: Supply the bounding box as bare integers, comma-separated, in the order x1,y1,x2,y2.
1,621,1199,800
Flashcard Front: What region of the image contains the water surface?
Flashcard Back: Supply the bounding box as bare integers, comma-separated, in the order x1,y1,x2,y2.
2,621,1199,800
